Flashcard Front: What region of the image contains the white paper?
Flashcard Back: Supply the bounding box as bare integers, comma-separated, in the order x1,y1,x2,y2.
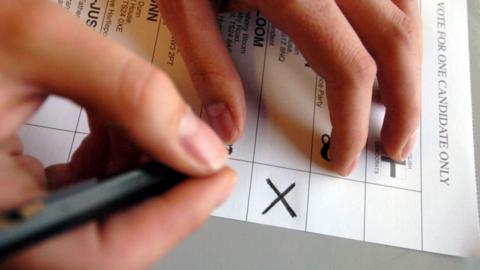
19,0,479,256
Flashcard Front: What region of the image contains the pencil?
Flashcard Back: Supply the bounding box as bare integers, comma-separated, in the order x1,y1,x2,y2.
0,162,186,260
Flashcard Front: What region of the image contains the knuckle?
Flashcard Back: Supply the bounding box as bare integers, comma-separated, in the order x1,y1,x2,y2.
389,13,418,49
116,59,157,118
116,57,184,124
187,60,240,89
345,49,377,86
118,60,156,114
117,59,151,110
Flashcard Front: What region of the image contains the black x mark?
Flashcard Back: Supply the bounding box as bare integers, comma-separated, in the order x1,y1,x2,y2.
262,178,297,218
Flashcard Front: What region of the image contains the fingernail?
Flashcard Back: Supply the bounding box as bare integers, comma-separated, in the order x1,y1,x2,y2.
401,133,416,160
344,156,360,176
179,109,227,171
206,103,238,143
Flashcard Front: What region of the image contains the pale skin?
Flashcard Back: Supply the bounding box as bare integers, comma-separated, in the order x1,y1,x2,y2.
0,0,422,269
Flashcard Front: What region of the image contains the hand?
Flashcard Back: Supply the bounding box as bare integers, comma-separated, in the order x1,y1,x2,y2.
157,0,422,176
0,1,236,269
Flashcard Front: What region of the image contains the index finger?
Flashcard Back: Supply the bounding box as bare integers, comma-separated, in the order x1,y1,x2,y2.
0,1,227,176
158,0,246,144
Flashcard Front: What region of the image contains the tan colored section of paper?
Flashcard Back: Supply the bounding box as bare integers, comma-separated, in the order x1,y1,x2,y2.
18,0,478,257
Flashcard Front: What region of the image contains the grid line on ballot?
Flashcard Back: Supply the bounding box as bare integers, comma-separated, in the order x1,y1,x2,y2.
24,123,87,136
67,108,84,161
229,157,422,194
304,75,320,231
18,0,480,257
244,22,271,222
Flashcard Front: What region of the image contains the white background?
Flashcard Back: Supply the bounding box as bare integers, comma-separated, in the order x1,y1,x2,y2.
154,0,480,269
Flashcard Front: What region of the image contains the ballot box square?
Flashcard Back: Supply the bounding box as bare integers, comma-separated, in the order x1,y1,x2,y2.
306,175,365,240
212,160,252,221
365,184,421,249
18,125,74,167
247,164,309,231
26,96,81,131
253,27,316,172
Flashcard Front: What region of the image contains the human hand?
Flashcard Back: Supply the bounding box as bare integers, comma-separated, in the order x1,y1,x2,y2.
0,1,235,269
157,0,422,176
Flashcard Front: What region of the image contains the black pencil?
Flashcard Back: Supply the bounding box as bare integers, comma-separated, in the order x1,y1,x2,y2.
0,162,186,260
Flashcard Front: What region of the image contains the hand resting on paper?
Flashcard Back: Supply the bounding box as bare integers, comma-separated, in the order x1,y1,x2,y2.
0,0,422,268
157,0,422,176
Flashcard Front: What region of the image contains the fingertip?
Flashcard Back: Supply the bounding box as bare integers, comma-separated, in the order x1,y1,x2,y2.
344,156,360,177
331,153,360,177
329,128,367,177
401,133,416,160
382,125,417,162
205,102,241,144
199,74,246,145
178,109,229,174
381,112,418,161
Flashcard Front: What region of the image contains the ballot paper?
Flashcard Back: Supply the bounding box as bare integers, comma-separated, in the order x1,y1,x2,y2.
19,0,480,256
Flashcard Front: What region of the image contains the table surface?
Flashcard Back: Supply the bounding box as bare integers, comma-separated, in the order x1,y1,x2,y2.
154,1,480,269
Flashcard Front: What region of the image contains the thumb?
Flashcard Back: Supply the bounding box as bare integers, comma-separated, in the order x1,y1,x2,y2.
0,1,227,175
